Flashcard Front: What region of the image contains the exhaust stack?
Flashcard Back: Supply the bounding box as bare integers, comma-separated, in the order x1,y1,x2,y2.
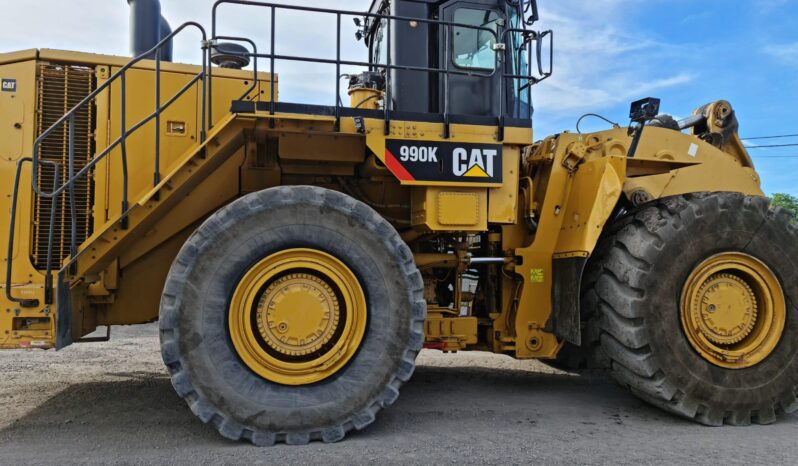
128,0,173,61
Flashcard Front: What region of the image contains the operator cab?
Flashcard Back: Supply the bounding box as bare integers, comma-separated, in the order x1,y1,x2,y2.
362,0,549,124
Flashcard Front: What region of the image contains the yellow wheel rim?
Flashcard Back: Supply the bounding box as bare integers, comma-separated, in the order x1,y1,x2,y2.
681,252,786,369
229,249,367,385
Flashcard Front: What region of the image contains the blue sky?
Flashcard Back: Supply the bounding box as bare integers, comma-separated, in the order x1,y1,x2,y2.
1,0,796,195
534,0,798,196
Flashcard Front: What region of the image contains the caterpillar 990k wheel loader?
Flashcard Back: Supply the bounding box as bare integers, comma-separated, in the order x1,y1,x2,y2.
1,0,796,445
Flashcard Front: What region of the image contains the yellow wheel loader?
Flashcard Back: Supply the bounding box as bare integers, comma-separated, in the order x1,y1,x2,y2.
1,0,796,445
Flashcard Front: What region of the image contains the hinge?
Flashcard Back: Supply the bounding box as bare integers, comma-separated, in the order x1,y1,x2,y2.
562,142,586,173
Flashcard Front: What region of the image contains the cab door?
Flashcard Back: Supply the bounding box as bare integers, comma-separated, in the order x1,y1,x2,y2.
440,0,504,118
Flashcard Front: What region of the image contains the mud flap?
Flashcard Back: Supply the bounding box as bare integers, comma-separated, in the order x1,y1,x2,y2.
551,256,588,345
56,271,73,349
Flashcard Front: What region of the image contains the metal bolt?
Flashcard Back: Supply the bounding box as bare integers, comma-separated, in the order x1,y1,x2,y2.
708,304,717,313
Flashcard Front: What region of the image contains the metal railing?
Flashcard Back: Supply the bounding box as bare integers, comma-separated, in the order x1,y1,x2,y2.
6,22,208,306
209,1,551,136
5,159,60,307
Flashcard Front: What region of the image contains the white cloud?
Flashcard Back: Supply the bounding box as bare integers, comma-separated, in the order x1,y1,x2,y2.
764,43,798,67
532,0,696,132
0,0,127,55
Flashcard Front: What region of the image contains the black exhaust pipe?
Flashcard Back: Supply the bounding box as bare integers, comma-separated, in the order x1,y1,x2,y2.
128,0,173,61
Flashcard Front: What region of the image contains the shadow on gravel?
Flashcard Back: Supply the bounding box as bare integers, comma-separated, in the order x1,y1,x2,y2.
0,374,225,447
0,363,684,449
356,364,683,441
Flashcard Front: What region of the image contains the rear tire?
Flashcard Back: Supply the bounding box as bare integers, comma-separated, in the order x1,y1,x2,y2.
159,186,425,444
590,193,798,425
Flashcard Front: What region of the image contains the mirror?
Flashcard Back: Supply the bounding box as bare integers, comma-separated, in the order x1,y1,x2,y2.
532,29,553,83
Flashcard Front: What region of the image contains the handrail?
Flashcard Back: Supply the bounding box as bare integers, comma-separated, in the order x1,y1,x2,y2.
208,1,552,139
6,21,209,306
209,0,505,136
5,159,60,307
31,21,208,200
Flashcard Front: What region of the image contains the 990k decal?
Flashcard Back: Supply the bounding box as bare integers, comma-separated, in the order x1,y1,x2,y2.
384,140,503,183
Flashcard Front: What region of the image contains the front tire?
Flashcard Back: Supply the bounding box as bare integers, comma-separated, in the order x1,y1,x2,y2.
590,193,798,425
159,186,425,445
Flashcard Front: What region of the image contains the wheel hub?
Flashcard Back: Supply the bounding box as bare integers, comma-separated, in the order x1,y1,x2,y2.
256,273,341,357
681,252,786,369
228,249,367,385
693,273,758,346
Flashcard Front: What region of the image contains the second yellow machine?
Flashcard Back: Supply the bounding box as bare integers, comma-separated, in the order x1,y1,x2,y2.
1,0,796,444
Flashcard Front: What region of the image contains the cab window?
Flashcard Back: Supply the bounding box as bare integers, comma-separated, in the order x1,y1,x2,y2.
371,20,388,65
452,9,500,70
509,7,530,112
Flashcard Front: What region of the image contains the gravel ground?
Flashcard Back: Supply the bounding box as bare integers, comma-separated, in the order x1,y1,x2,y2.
1,323,797,465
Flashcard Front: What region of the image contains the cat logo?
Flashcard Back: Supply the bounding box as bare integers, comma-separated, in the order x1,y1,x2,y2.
1,79,16,93
452,148,498,178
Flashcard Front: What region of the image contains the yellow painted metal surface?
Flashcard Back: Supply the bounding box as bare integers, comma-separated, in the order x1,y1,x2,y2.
96,61,272,230
555,157,625,255
0,61,34,163
75,114,252,279
583,126,763,200
412,187,488,232
424,311,478,352
0,57,54,348
505,134,624,358
0,49,38,66
488,146,520,224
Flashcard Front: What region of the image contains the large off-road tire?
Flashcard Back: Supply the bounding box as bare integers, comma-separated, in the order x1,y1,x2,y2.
591,192,798,425
159,186,425,445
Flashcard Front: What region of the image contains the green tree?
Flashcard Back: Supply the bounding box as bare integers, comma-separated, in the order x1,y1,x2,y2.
771,193,798,221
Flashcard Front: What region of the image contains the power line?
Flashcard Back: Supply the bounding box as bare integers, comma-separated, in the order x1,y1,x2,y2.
742,134,798,141
750,155,798,159
744,143,798,149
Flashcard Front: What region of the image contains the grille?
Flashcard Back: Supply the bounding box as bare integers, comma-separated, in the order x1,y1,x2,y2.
33,64,96,270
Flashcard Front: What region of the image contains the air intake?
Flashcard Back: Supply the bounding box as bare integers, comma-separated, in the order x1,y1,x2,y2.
33,64,96,269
